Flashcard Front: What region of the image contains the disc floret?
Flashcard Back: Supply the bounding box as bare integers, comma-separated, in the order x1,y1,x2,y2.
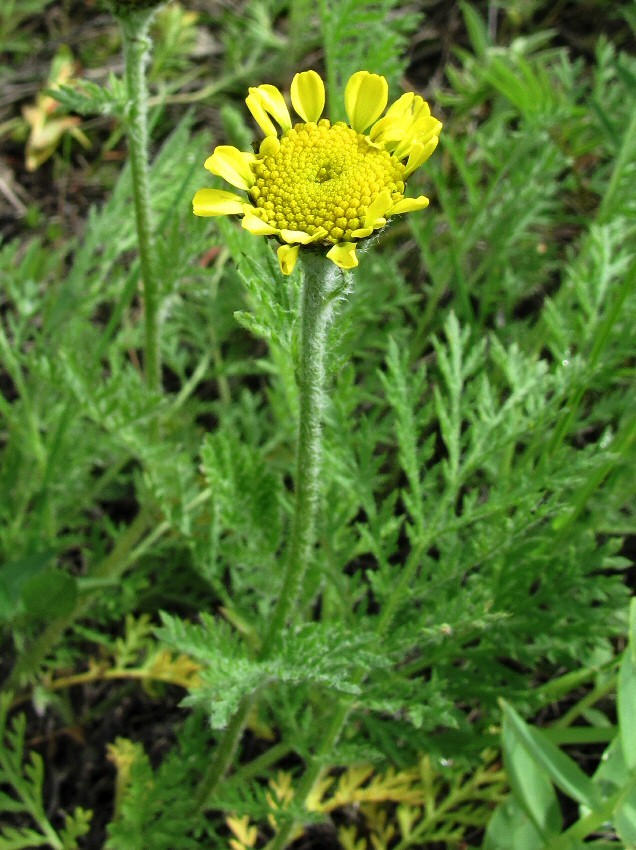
193,70,442,275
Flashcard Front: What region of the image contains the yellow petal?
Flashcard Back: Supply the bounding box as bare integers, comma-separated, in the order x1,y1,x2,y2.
204,145,255,190
369,92,413,142
255,85,292,130
279,228,318,244
241,211,279,236
278,243,300,275
259,136,281,156
193,188,245,216
403,136,439,178
307,227,328,242
411,96,431,121
246,93,277,137
351,226,374,239
368,114,401,145
373,95,439,155
388,195,429,216
246,84,291,136
393,117,442,159
363,189,393,227
385,92,416,119
326,242,358,270
344,71,388,133
414,116,443,144
290,70,325,122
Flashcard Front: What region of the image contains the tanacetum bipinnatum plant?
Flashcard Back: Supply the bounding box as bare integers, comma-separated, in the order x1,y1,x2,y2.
0,2,634,849
185,70,442,850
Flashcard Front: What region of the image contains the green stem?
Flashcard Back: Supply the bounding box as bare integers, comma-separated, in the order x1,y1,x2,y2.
120,10,162,392
231,741,293,784
192,693,257,813
266,703,350,850
263,253,338,652
552,672,618,730
194,252,340,812
267,535,430,850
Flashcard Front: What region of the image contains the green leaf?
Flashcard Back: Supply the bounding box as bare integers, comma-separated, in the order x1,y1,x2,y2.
21,569,77,620
200,430,283,557
104,719,208,849
50,74,127,118
0,826,55,850
0,703,61,848
615,786,636,847
59,807,92,850
0,791,28,813
594,726,636,845
619,599,636,771
628,598,636,650
459,2,491,57
501,702,562,838
502,700,602,810
619,650,636,773
160,614,387,729
484,797,545,850
0,551,55,622
318,0,422,117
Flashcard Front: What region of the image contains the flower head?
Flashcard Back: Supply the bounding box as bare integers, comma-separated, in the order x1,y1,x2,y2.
193,70,442,275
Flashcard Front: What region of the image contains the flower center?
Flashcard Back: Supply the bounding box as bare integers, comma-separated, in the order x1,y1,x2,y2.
250,119,405,244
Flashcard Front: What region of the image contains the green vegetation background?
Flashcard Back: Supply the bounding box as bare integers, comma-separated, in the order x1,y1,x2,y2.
0,1,635,848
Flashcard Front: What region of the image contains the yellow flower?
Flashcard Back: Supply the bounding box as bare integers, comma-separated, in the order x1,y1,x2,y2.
193,70,442,275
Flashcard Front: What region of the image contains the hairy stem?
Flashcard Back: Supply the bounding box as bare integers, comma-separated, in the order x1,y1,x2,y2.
263,253,338,652
120,10,162,392
194,253,340,812
193,692,257,813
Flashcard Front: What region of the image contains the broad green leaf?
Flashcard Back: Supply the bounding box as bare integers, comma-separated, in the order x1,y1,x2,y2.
21,569,77,621
0,551,55,622
502,701,602,810
618,599,636,771
629,598,636,653
502,703,562,838
483,797,544,850
594,735,629,788
618,648,636,772
615,785,636,846
594,736,636,845
543,726,616,746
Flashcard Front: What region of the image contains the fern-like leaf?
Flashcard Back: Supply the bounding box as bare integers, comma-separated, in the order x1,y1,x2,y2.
320,0,422,115
50,75,127,118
